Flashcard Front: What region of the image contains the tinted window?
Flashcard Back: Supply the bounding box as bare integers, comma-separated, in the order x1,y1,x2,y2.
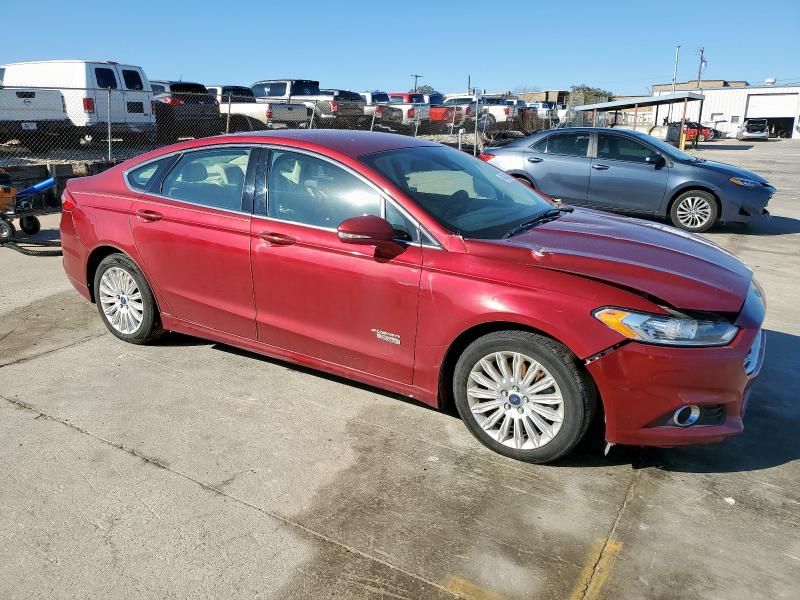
122,69,143,90
170,83,208,94
389,95,406,103
372,92,390,103
95,68,118,90
162,148,251,211
151,83,166,94
127,157,172,191
289,80,320,95
0,67,5,85
266,82,287,97
428,93,444,105
267,151,381,228
334,90,362,101
597,134,653,163
385,202,419,243
409,94,424,104
530,137,548,153
222,86,255,103
546,133,589,157
484,97,504,105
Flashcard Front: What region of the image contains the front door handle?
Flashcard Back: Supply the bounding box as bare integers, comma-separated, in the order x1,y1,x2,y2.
527,156,543,163
135,209,163,222
592,164,610,170
259,231,296,246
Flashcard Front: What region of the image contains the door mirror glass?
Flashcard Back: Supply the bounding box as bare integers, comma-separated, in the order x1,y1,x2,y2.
338,215,395,245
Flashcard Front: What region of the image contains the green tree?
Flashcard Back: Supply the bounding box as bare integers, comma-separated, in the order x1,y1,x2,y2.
569,84,614,106
413,84,436,94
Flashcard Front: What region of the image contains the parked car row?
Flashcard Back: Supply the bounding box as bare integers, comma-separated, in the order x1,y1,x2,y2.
1,59,544,152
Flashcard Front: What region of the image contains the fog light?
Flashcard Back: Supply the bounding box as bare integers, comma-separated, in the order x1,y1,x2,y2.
672,405,701,427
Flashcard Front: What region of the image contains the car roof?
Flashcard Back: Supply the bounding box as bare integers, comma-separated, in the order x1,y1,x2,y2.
170,130,439,159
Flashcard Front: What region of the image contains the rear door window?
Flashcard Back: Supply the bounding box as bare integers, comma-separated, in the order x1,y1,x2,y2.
545,133,590,157
95,67,118,89
161,148,252,211
530,137,548,153
122,69,144,90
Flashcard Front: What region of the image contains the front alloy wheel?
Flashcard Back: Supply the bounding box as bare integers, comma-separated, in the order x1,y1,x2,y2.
670,191,718,233
453,331,595,463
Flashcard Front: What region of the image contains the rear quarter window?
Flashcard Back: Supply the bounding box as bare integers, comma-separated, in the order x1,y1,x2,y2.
126,157,174,192
122,70,144,90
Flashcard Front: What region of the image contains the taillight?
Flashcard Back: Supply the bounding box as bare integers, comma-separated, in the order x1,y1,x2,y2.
62,192,76,211
83,98,95,113
479,152,495,162
61,96,67,113
150,100,156,113
330,100,339,113
408,107,415,119
504,106,509,115
266,105,273,120
162,96,185,106
466,105,472,116
375,105,383,117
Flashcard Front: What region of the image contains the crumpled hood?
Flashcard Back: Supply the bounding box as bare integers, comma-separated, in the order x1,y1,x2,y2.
470,209,753,313
688,158,770,185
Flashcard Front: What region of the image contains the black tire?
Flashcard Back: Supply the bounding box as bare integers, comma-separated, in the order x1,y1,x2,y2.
19,216,41,235
669,190,719,233
93,254,163,344
452,330,596,463
0,219,15,243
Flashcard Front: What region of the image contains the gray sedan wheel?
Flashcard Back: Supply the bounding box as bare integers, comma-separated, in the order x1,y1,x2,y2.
670,191,718,233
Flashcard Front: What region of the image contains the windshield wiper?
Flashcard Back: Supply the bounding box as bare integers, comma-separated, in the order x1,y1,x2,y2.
504,207,573,238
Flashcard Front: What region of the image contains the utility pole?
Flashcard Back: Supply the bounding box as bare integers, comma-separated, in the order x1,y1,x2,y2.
410,74,423,92
671,45,681,93
667,44,680,123
696,47,706,88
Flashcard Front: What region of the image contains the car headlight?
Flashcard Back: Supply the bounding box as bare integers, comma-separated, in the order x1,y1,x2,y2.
593,308,738,347
729,177,760,187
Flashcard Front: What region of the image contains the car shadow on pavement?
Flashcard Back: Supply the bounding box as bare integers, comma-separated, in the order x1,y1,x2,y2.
727,216,800,236
637,329,800,474
696,143,754,151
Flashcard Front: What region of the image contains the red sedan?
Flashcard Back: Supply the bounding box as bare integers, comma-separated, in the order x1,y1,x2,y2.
60,130,765,463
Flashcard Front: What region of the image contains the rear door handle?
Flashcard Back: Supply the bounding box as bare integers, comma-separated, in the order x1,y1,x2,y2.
259,231,296,246
527,157,543,163
592,164,610,170
135,209,163,222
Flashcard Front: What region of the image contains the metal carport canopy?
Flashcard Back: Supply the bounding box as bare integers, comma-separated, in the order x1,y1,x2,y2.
572,91,705,112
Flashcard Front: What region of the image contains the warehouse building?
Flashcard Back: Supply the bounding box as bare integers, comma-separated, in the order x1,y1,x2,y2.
652,82,800,139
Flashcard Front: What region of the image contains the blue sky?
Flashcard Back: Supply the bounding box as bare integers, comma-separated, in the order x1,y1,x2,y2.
4,0,799,95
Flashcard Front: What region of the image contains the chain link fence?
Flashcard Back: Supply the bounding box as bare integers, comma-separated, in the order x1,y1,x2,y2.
1,86,553,167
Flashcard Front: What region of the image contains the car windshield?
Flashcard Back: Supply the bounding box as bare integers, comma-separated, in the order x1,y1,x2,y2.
361,146,554,239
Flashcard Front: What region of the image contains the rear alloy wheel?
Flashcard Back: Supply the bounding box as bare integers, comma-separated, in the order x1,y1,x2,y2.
670,191,718,233
94,254,163,344
698,133,707,142
453,331,595,463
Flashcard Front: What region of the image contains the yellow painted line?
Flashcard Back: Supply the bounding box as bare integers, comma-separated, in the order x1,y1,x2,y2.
443,575,507,600
568,538,623,600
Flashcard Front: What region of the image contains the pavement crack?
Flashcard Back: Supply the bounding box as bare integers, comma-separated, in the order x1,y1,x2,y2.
0,332,107,369
0,393,467,600
574,455,641,600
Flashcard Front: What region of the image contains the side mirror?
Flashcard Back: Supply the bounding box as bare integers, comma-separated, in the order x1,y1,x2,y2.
337,215,395,245
645,154,665,166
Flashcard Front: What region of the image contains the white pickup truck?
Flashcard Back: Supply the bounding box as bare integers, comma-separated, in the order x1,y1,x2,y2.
0,86,72,150
387,92,431,127
250,79,364,125
206,85,307,130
